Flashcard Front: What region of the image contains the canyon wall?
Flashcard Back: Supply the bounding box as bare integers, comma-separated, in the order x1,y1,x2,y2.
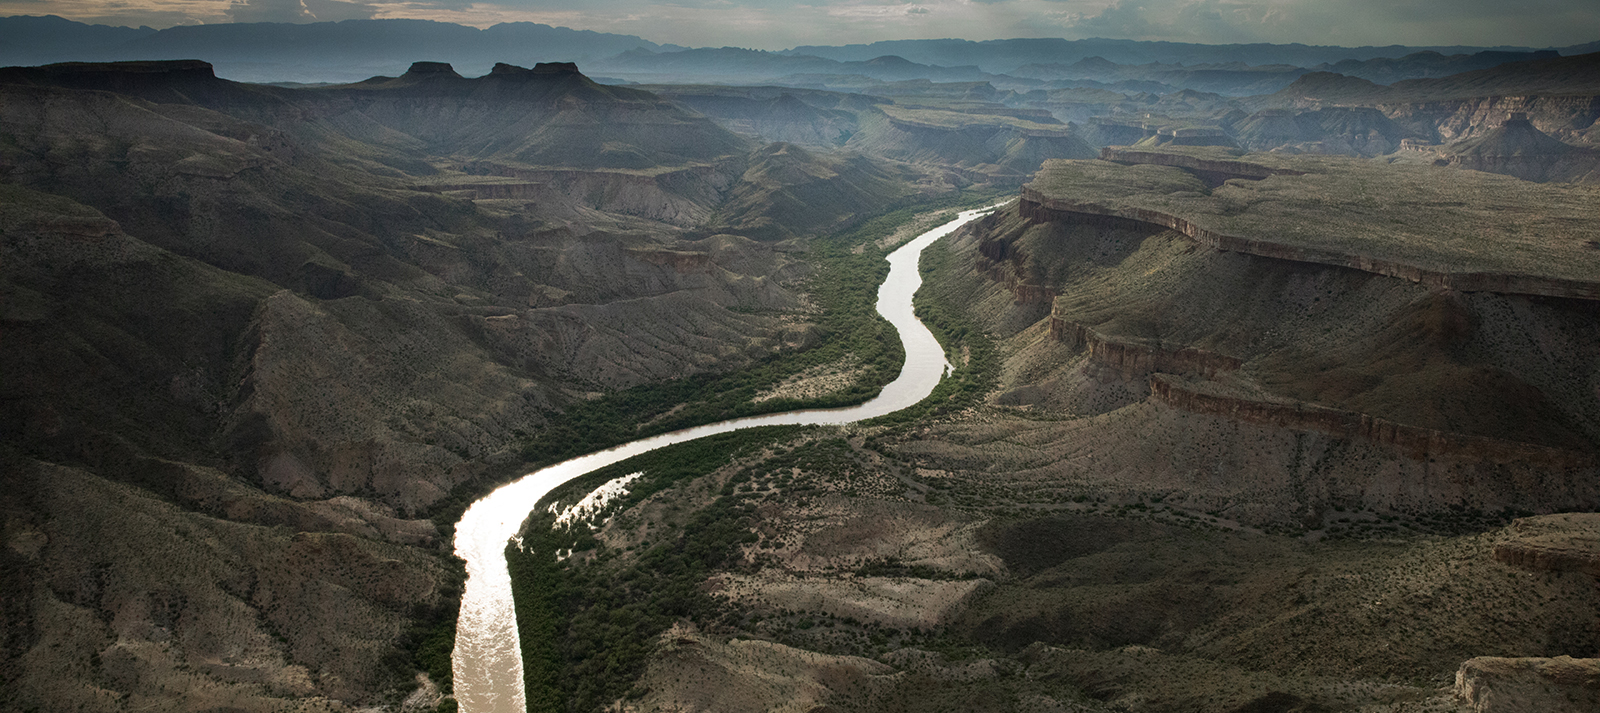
1017,190,1600,301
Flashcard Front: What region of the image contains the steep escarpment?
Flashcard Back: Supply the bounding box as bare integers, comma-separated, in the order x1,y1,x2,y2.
1381,93,1600,146
1430,113,1600,183
1232,107,1406,156
918,151,1600,524
764,163,1600,709
1035,147,1600,298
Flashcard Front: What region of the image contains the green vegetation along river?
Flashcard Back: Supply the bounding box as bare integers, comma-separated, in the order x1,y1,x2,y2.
451,204,1005,713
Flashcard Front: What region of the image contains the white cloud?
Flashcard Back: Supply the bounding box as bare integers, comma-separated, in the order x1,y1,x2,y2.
225,0,376,22
226,0,313,22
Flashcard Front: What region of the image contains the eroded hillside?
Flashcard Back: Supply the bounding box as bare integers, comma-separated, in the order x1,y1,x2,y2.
0,59,979,712
509,149,1600,713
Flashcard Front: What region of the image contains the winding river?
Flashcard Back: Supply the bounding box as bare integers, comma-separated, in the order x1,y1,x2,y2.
451,204,1002,713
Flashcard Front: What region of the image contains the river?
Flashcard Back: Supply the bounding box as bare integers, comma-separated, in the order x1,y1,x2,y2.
451,204,1002,713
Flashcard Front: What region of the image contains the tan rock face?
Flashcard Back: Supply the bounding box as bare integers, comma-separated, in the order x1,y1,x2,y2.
1456,656,1600,713
932,191,1600,522
1493,513,1600,577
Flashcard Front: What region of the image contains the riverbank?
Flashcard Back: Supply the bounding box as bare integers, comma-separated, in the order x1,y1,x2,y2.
453,203,1003,713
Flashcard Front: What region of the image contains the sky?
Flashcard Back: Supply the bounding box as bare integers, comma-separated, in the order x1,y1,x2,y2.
8,0,1599,50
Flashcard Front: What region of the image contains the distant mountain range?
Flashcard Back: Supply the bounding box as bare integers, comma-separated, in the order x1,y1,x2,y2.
0,15,678,82
1264,51,1600,104
782,37,1598,74
2,15,1596,90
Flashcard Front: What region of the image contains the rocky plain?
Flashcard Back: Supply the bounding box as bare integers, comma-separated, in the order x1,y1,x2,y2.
1,29,1599,713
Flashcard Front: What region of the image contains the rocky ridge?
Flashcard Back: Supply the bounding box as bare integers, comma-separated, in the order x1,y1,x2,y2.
0,58,940,712
937,148,1600,522
1027,147,1600,298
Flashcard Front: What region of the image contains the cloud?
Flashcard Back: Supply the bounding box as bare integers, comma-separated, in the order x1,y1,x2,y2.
226,0,312,22
907,5,930,14
226,0,376,23
305,0,378,20
1058,0,1264,44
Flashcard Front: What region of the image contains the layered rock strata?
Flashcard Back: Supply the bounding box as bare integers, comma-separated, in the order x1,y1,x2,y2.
1020,188,1600,302
1455,656,1600,713
1492,513,1600,576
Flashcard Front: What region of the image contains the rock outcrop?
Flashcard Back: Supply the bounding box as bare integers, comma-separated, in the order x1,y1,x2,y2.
1051,319,1242,380
1023,149,1600,300
1492,513,1600,576
1455,656,1600,713
1439,113,1600,183
1148,374,1596,470
932,158,1600,521
1020,191,1600,301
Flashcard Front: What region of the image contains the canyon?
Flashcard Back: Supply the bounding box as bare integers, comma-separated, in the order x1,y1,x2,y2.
3,31,1600,713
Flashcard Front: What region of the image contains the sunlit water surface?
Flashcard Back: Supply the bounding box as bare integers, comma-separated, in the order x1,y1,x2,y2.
452,205,1001,713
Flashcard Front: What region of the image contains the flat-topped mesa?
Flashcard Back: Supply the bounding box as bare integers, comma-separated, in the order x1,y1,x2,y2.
1025,148,1600,300
487,62,582,77
1100,146,1304,181
45,59,214,77
403,61,462,78
0,59,219,91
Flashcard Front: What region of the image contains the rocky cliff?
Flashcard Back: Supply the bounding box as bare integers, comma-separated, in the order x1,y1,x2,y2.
1018,191,1600,301
1455,656,1600,713
927,153,1600,522
1435,113,1600,183
1029,148,1600,299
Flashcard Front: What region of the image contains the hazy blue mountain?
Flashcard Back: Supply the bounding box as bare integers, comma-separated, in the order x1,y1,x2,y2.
4,16,1577,88
783,37,1550,74
1009,57,1308,96
0,15,156,64
0,16,670,82
592,47,989,85
1314,50,1560,85
1561,40,1600,55
1263,51,1600,105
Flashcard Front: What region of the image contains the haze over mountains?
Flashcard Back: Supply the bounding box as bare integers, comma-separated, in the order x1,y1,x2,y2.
5,15,1596,87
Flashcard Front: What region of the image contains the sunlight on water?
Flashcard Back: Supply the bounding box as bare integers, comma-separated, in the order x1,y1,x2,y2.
452,204,1004,713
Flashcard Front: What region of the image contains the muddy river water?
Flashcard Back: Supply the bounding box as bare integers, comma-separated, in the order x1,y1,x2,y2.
451,204,1001,713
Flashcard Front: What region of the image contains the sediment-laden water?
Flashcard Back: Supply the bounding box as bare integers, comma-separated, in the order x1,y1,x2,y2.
452,205,1000,713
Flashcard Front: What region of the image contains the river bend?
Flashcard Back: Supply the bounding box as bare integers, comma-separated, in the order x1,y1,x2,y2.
451,205,1000,713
